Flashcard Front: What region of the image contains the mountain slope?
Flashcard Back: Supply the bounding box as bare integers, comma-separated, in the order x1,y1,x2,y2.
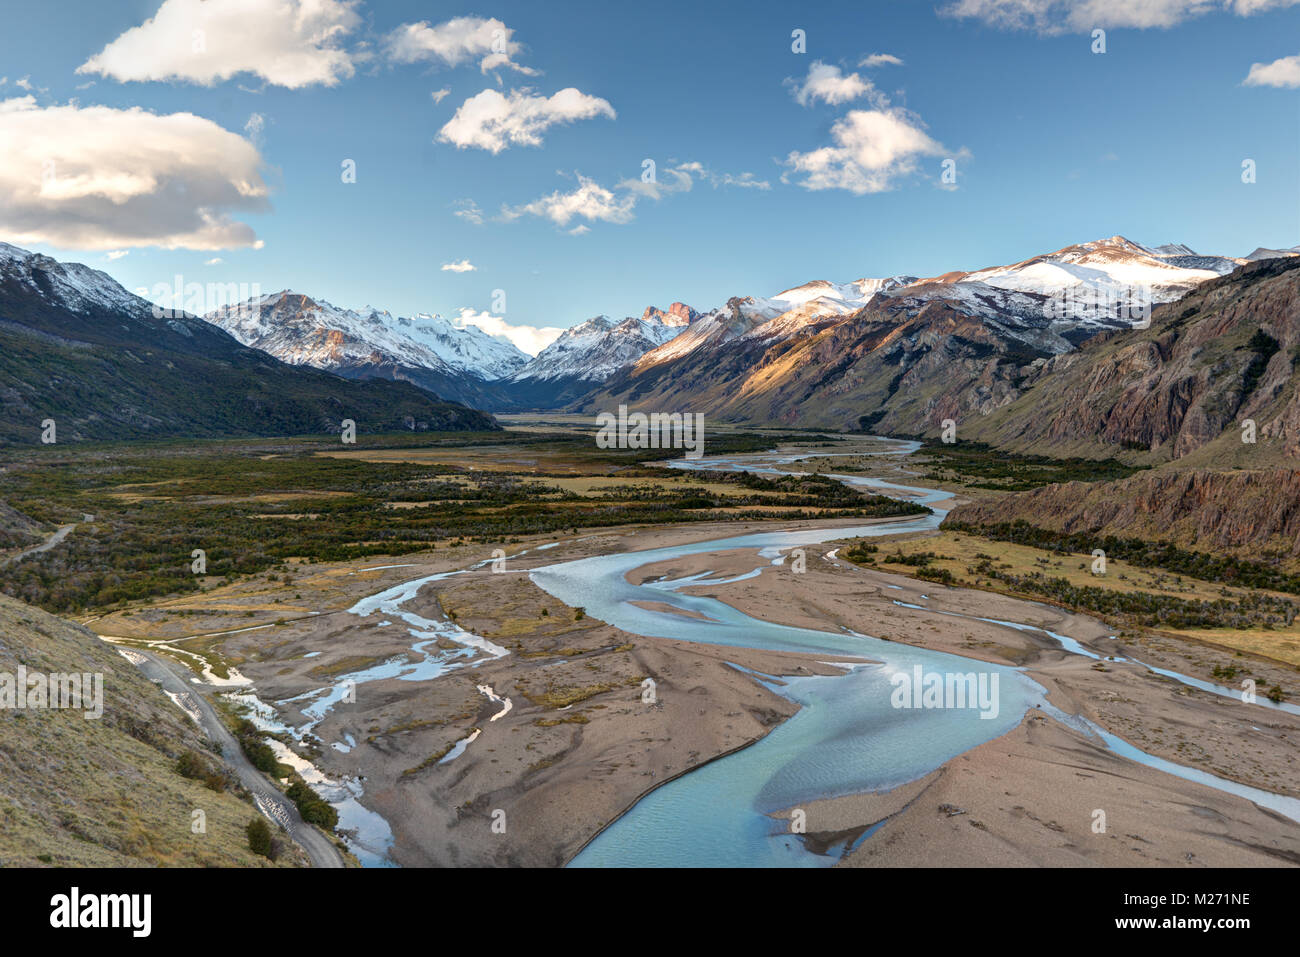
503,304,696,408
206,292,528,409
0,590,297,866
582,288,1058,432
577,237,1261,434
961,255,1300,467
945,468,1300,560
0,244,497,444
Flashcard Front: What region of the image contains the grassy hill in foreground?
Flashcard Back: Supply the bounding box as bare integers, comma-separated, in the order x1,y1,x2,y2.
0,591,297,866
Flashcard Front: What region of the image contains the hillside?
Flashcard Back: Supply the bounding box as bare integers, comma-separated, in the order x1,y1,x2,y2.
0,591,297,866
579,288,1055,433
961,256,1300,467
945,468,1300,560
576,236,1250,433
205,291,528,410
0,244,498,444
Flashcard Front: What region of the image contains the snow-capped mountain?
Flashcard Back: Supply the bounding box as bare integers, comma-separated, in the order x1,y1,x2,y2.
911,236,1227,322
1244,245,1300,262
638,277,915,369
0,243,496,442
625,235,1205,375
642,235,1237,369
203,290,531,409
388,312,527,380
206,291,528,379
580,234,1272,432
500,303,696,407
0,241,157,319
509,304,693,379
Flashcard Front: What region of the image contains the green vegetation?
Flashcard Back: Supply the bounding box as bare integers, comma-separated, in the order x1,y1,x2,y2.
234,719,281,776
945,520,1300,594
851,546,958,584
1211,665,1287,703
175,751,231,793
840,541,879,563
0,433,928,614
960,556,1297,633
1241,329,1280,397
246,818,276,860
285,777,338,830
523,682,620,708
917,441,1145,490
915,566,957,585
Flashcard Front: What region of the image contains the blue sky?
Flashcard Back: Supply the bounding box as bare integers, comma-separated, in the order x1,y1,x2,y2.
1,0,1297,352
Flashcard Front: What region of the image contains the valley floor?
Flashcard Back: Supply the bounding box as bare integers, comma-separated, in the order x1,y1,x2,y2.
95,510,1300,867
52,434,1298,868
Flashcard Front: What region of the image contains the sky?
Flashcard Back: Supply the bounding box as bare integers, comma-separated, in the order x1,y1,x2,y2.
1,0,1298,354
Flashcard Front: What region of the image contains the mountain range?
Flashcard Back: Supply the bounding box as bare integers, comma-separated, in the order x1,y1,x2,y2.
0,243,496,445
205,292,529,411
962,253,1300,467
2,234,1296,446
577,237,1285,430
192,235,1283,420
499,303,697,407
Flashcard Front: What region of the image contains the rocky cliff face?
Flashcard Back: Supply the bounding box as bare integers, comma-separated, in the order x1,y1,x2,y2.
945,468,1300,558
962,256,1300,467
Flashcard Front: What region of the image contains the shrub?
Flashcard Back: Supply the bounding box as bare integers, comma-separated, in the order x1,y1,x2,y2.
247,817,275,859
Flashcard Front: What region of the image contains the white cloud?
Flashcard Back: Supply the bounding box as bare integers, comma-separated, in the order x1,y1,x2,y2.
788,61,880,107
860,53,904,67
452,198,484,224
620,161,770,200
617,164,694,200
501,175,636,227
500,161,768,233
451,307,562,356
711,171,771,190
783,108,950,195
205,257,224,266
78,0,360,88
1234,0,1300,9
441,259,476,272
438,87,615,153
386,16,536,77
106,250,129,260
1245,52,1300,86
942,0,1300,32
431,87,451,104
0,98,269,249
244,111,266,142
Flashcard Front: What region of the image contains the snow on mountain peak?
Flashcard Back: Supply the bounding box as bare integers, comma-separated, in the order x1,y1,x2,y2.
508,305,700,383
204,289,529,380
0,241,150,316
